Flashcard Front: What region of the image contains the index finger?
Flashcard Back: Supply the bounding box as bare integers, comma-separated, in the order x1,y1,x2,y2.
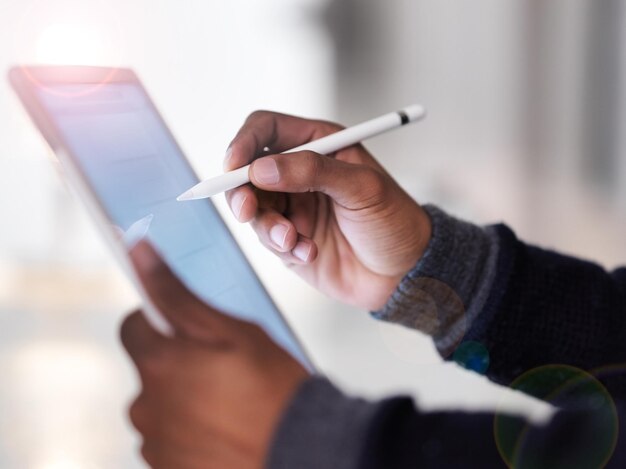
224,110,342,171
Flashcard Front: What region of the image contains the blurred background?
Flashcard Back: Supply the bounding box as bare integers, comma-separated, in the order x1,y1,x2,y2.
1,0,625,467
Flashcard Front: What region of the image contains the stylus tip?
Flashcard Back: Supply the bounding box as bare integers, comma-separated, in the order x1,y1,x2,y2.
176,189,195,201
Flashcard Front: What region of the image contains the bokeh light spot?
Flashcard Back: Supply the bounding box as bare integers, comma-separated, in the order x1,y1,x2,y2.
453,341,490,374
494,365,618,468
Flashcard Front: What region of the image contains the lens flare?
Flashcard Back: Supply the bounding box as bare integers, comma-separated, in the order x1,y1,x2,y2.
14,0,125,68
375,277,467,359
453,340,490,374
35,23,106,65
494,365,618,468
13,0,126,96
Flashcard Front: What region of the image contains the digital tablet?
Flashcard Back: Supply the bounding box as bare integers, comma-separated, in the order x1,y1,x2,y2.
9,66,314,370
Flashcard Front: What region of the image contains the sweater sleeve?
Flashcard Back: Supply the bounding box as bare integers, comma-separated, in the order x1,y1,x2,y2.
266,378,380,469
470,224,626,398
373,205,626,399
372,204,501,357
267,376,626,469
267,206,626,468
266,376,504,469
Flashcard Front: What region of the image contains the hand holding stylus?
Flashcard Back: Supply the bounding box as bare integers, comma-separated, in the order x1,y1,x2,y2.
177,105,425,200
223,110,432,311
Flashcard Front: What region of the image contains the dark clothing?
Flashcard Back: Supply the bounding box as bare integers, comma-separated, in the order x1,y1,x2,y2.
267,207,626,468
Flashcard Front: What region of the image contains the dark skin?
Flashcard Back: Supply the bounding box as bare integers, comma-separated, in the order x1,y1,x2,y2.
121,242,308,469
122,111,433,468
224,111,432,310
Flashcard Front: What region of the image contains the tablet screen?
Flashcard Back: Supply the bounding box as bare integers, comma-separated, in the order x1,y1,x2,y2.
36,82,310,367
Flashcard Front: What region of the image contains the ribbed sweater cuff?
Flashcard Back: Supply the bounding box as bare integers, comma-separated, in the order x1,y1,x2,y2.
372,205,500,357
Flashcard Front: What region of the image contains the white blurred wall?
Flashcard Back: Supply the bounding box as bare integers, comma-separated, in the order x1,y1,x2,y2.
0,0,334,265
326,0,626,265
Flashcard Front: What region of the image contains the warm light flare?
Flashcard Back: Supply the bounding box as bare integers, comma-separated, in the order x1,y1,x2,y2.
35,23,107,65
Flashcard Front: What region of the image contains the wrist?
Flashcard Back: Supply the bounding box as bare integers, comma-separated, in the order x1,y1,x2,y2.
372,205,501,357
362,200,433,311
413,203,433,266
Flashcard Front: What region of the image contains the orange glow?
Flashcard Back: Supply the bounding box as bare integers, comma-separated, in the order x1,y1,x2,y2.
35,23,107,65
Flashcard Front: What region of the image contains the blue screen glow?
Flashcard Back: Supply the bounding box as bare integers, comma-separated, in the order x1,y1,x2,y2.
37,83,310,367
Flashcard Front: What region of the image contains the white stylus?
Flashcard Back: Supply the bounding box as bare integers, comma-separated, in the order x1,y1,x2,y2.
177,104,427,201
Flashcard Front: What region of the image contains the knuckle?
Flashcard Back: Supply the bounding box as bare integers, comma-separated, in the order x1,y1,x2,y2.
258,230,282,255
250,211,270,231
129,398,149,432
242,110,276,154
119,312,136,348
141,443,158,467
301,151,323,191
316,119,344,134
119,310,145,352
358,168,388,206
364,168,386,192
247,109,270,122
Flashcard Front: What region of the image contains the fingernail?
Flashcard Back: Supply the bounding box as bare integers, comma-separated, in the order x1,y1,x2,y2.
292,242,311,262
122,214,154,249
270,224,289,249
231,192,247,220
130,241,159,271
223,147,233,170
253,158,279,185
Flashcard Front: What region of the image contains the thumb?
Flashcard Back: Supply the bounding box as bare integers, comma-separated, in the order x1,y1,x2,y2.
249,152,388,210
129,240,240,342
